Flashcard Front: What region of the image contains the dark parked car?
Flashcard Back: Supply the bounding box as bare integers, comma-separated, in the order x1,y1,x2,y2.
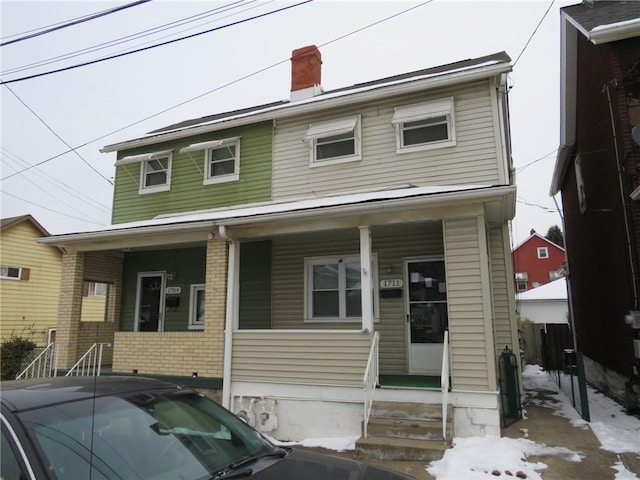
1,376,414,479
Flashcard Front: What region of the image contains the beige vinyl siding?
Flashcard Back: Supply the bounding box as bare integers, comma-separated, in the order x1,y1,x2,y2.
0,222,61,345
231,330,370,385
270,222,444,375
489,224,518,356
444,217,492,391
272,81,500,200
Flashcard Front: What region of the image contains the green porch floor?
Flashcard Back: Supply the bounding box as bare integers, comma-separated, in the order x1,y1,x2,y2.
378,374,441,389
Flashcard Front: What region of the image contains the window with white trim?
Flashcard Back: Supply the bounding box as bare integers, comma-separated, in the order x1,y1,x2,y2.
141,153,171,193
1,266,23,280
305,116,361,165
189,284,205,329
392,97,456,153
515,272,528,292
537,247,549,259
180,137,241,185
305,255,377,322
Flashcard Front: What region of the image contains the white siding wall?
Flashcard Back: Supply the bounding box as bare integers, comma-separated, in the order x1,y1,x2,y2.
444,217,495,391
272,81,501,199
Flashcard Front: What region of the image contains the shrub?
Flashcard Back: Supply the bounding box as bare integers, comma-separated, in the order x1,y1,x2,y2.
1,336,37,380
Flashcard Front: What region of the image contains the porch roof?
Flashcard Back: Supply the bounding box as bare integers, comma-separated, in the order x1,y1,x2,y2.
38,184,515,251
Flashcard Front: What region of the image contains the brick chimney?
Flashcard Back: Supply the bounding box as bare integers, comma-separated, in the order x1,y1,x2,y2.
290,45,323,102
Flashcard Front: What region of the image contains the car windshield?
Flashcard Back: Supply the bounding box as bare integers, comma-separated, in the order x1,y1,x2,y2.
16,387,274,480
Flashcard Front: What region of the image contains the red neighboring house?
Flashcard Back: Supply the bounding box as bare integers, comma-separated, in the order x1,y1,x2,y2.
512,229,565,292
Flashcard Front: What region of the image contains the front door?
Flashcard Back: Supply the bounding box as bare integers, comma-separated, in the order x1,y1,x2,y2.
135,272,166,332
406,259,448,375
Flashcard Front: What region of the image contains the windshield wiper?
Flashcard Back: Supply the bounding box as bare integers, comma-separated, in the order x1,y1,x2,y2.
212,448,289,479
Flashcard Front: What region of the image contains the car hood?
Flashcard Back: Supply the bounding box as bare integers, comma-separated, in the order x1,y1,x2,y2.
251,448,415,479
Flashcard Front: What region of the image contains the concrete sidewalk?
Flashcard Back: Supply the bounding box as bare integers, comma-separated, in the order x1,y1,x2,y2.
302,386,640,479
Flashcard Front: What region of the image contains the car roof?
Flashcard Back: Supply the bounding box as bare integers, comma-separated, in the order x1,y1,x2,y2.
1,375,183,412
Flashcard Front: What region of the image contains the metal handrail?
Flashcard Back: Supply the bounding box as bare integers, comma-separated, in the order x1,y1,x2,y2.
441,330,450,441
15,343,58,379
65,343,110,377
363,331,380,438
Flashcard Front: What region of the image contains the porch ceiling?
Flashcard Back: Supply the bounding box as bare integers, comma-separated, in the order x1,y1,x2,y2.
37,185,515,250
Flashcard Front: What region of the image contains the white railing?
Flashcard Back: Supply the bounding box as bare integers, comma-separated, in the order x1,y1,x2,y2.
441,330,450,441
15,343,58,380
65,343,110,377
362,331,380,438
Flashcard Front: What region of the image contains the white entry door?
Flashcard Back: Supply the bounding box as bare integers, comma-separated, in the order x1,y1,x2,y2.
406,259,448,375
135,272,166,332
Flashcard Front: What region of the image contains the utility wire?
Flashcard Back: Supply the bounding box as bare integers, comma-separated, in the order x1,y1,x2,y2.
2,0,255,76
1,191,108,226
2,0,432,180
0,0,312,85
0,0,152,47
513,0,555,67
2,83,113,184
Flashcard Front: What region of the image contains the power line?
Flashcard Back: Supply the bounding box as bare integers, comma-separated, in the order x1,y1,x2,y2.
0,0,152,47
513,0,554,67
2,0,257,77
0,0,313,85
2,0,433,180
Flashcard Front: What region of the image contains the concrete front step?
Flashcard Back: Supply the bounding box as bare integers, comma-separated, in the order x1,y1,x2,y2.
370,401,450,421
366,416,450,441
355,435,449,462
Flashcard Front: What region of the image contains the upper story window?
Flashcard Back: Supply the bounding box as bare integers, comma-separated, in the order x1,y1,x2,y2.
537,247,549,259
549,270,563,281
1,265,28,280
392,97,456,153
304,116,361,166
115,150,173,195
515,272,528,292
180,137,241,185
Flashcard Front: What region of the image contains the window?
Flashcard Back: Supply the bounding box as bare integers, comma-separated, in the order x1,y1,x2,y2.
180,137,241,185
549,270,563,281
88,282,108,296
305,255,377,322
141,153,171,193
392,97,456,153
0,266,28,280
1,426,27,480
537,247,549,259
189,284,205,329
305,116,361,165
515,272,528,292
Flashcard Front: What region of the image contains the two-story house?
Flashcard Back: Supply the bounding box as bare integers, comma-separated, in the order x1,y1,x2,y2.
512,229,565,292
1,215,61,346
550,1,640,410
40,46,519,446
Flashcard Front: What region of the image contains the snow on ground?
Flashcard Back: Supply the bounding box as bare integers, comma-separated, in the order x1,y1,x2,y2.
276,364,640,479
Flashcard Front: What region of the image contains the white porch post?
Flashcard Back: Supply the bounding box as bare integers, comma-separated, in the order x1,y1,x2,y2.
222,238,240,409
359,226,374,332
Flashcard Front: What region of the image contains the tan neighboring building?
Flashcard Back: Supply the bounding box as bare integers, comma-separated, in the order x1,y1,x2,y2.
0,215,61,346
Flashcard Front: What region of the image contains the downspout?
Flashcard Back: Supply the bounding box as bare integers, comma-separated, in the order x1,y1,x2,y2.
604,83,639,309
220,225,238,409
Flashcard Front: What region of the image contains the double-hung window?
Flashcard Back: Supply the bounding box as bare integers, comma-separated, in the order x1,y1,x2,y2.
515,272,528,292
537,247,549,259
392,97,455,153
115,150,173,194
305,255,377,322
180,137,240,185
305,116,361,165
189,284,205,329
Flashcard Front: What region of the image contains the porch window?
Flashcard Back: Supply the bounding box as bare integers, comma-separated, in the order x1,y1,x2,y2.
305,255,377,322
304,116,361,166
88,281,108,296
392,97,456,153
189,284,205,330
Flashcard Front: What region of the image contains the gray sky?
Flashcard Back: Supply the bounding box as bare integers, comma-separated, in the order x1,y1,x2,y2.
1,0,572,244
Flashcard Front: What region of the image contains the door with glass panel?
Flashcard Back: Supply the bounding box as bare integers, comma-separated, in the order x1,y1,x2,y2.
135,272,166,332
405,259,448,375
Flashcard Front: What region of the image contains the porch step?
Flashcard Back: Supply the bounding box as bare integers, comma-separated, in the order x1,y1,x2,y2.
356,401,452,461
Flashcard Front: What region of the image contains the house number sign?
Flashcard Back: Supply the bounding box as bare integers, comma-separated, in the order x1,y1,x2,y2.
380,279,403,289
166,286,181,295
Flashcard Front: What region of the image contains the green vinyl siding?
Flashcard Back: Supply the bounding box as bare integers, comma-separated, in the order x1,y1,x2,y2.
112,122,272,224
120,247,206,331
239,240,272,329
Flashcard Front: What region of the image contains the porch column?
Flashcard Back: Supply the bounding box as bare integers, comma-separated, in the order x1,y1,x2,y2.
56,250,85,369
359,226,373,332
222,239,239,409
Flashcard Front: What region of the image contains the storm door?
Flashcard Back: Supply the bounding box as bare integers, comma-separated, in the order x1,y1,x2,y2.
135,272,166,332
405,259,448,375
